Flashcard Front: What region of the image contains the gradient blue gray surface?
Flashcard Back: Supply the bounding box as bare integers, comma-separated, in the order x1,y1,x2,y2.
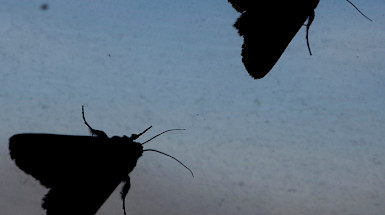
1,0,385,214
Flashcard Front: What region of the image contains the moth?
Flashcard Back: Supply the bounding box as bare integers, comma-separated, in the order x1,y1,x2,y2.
228,0,371,79
9,106,193,215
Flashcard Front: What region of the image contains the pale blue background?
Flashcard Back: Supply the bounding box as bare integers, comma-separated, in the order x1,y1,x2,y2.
1,1,385,214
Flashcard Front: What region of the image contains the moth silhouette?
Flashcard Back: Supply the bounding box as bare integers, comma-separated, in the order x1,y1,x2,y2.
9,106,193,215
228,0,371,79
228,0,320,79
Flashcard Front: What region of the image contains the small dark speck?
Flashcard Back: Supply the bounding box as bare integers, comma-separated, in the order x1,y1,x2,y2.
254,98,261,106
41,3,49,10
218,198,225,207
40,104,48,110
108,54,111,57
288,188,296,192
371,157,383,166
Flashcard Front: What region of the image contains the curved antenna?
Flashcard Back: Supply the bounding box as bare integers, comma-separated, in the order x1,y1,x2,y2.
82,105,94,132
143,149,194,177
346,0,372,22
141,129,185,145
82,105,108,138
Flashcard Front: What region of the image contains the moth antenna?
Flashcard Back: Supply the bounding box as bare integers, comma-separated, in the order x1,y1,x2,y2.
346,0,373,22
130,126,152,140
82,105,96,134
81,105,108,138
143,149,194,177
141,129,185,145
137,126,152,137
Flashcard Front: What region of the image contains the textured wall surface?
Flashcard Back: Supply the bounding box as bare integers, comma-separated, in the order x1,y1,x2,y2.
1,1,384,214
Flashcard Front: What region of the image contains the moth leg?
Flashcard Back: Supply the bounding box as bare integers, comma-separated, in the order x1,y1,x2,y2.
81,106,108,138
121,176,131,215
305,0,320,56
305,10,315,56
121,176,131,199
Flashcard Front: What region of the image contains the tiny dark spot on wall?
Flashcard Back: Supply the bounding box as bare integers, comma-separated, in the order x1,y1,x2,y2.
371,157,383,166
254,98,261,106
288,188,297,192
41,3,49,10
218,198,225,207
40,104,48,110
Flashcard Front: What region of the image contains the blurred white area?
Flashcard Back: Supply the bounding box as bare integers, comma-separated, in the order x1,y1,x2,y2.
1,0,384,214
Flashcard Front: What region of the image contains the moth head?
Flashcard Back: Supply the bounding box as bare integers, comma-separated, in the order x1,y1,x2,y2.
138,127,194,178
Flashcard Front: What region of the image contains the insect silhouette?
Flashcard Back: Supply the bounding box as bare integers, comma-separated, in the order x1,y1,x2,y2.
9,106,193,215
228,0,372,79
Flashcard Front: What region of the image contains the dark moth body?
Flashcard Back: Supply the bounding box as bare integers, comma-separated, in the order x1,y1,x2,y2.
228,0,320,79
9,133,142,215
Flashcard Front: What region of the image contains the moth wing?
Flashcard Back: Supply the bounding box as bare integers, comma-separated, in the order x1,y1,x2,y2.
9,134,120,187
9,133,142,214
41,178,124,215
230,1,319,79
228,0,247,13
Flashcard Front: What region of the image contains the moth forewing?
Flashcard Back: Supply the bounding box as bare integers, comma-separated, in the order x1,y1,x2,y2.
9,133,144,215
